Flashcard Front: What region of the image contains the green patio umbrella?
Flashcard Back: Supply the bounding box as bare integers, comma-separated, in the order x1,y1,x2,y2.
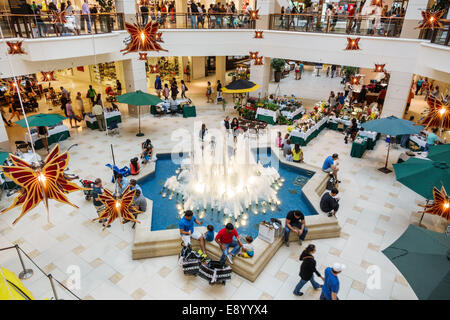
117,90,163,136
361,116,424,174
393,158,450,200
15,113,66,128
0,152,10,164
382,224,450,300
427,144,450,162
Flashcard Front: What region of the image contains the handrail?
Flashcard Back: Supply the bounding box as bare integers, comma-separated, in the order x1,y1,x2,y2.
426,19,450,47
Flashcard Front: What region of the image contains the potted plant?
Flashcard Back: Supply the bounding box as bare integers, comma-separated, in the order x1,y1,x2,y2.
341,66,358,82
271,58,286,83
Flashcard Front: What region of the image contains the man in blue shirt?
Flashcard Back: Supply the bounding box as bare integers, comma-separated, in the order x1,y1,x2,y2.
425,128,439,151
116,173,129,196
129,179,142,193
322,153,340,183
320,263,344,300
179,210,207,255
154,75,162,98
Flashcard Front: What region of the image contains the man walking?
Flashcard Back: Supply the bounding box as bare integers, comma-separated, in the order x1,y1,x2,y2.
87,85,96,105
215,223,242,265
92,101,105,131
320,263,344,300
284,210,308,247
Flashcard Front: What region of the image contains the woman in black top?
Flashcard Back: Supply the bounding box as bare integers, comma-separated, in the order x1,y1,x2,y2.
293,244,324,296
345,118,358,144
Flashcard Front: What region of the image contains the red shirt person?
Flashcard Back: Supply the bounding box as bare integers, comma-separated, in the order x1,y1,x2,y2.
215,223,243,265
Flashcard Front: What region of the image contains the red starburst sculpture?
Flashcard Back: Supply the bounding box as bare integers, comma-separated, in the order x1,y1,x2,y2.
93,186,141,229
351,75,362,85
417,10,445,30
0,145,83,225
121,22,168,55
249,51,258,60
419,186,450,222
138,52,148,60
8,80,24,93
254,56,264,66
371,0,383,7
52,10,67,24
155,32,163,43
6,41,25,55
374,64,385,73
345,37,361,50
421,97,450,129
41,71,56,82
149,64,160,73
254,30,263,39
248,9,259,20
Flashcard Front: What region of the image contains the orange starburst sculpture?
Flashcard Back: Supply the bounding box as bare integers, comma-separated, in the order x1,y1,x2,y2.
6,41,25,54
421,97,450,129
254,56,264,66
248,9,259,20
419,186,450,222
371,0,383,7
41,71,56,82
249,51,258,60
52,10,67,24
93,187,141,229
351,75,361,85
138,52,148,60
254,30,263,39
8,80,24,93
0,145,83,225
155,32,163,43
149,64,160,73
374,64,385,73
417,10,445,30
121,22,168,55
345,37,360,50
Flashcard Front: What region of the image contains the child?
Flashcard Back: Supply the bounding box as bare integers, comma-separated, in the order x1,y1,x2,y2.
204,225,215,242
141,139,153,164
276,132,282,148
238,235,254,258
286,148,293,162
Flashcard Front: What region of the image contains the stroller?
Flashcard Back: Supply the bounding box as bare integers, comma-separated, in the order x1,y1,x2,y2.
80,179,94,200
107,120,120,135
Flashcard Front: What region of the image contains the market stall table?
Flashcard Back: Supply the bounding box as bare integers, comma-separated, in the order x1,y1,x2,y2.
84,111,122,130
351,138,368,158
290,116,329,146
409,134,427,151
256,108,277,125
25,124,70,150
280,106,305,120
183,105,196,118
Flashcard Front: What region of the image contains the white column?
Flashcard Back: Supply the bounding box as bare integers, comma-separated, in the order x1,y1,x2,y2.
175,0,187,28
400,0,429,39
255,0,278,29
215,56,226,85
122,58,148,117
381,71,413,118
249,57,271,98
191,56,206,80
115,0,138,24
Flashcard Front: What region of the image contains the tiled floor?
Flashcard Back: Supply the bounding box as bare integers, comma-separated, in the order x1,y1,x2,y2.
0,69,447,300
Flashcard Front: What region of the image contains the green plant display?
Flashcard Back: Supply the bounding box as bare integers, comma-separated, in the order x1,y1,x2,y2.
270,58,286,72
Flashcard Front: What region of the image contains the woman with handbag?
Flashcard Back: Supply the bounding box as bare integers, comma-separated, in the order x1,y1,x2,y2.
293,244,324,296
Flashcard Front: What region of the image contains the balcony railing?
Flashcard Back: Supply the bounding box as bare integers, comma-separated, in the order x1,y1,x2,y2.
425,19,450,47
0,12,124,39
269,14,404,37
137,12,256,29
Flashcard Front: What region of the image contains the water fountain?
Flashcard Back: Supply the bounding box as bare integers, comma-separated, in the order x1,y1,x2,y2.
162,132,285,227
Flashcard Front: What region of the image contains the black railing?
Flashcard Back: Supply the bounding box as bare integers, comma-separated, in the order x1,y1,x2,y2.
137,12,256,29
269,14,404,37
0,12,124,39
425,19,450,46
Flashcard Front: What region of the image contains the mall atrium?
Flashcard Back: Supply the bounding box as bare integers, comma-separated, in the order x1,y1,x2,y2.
0,0,449,302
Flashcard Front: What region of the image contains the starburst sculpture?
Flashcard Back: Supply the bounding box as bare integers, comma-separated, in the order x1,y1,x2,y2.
6,41,25,55
345,37,360,50
421,97,450,129
374,64,385,73
155,32,163,42
148,64,160,73
254,56,264,66
249,51,258,60
52,10,67,24
121,22,168,55
248,9,259,20
41,71,56,82
351,75,361,85
0,145,83,225
8,80,24,93
93,186,141,229
138,52,148,61
371,0,383,7
419,186,450,222
417,10,445,30
254,30,263,39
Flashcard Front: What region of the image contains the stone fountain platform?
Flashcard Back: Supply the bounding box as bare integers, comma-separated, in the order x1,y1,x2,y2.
130,148,341,282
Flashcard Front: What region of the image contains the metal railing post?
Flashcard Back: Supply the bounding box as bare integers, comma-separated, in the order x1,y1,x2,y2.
15,244,33,280
48,274,59,300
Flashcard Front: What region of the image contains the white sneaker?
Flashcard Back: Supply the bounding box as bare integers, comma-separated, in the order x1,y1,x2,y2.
227,255,233,264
